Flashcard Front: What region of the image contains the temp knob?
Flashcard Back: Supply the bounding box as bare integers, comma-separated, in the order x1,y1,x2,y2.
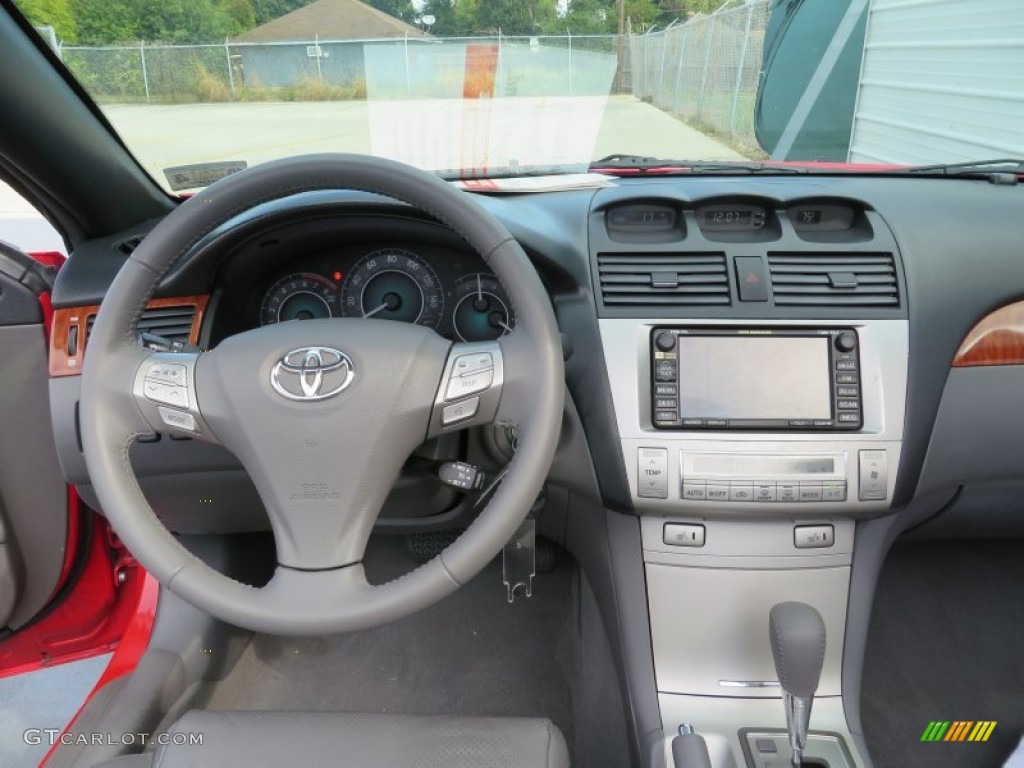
655,332,677,352
835,332,857,352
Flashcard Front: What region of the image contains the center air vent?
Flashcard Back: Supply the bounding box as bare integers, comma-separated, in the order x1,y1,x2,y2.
86,305,196,345
597,252,730,307
767,252,899,307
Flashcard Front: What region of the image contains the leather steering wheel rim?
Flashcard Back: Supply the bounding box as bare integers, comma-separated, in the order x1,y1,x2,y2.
80,154,564,635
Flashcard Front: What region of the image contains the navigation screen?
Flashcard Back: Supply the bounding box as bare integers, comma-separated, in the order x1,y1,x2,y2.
677,336,832,420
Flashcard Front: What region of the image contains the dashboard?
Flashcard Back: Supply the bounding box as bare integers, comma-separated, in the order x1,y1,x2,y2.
45,175,1024,534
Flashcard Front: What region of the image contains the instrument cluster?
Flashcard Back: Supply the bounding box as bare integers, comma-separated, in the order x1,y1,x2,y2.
257,243,514,342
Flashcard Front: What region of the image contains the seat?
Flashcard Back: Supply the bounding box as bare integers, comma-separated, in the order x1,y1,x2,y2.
97,710,570,768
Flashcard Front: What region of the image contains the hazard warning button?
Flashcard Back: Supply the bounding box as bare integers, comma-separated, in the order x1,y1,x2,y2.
734,256,769,302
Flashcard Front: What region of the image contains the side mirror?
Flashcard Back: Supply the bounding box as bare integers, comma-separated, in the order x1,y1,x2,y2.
755,0,869,161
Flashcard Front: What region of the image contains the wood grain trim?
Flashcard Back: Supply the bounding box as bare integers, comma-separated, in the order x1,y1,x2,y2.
49,295,209,377
953,301,1024,367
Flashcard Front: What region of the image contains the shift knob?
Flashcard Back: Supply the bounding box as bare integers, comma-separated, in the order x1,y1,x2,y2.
769,601,826,698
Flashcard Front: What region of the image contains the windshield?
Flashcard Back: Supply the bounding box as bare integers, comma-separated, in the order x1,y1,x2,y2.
14,0,1024,190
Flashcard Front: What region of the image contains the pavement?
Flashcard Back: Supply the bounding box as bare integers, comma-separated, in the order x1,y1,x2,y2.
100,94,746,188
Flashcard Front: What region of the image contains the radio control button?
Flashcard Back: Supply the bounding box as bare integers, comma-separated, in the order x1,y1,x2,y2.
778,483,799,502
655,361,676,382
834,332,857,353
794,524,835,549
445,367,493,400
682,483,707,500
822,482,847,501
836,373,858,384
835,360,858,371
837,400,859,409
838,413,860,423
664,523,705,547
637,447,668,499
453,352,493,376
655,332,677,352
442,397,480,425
655,384,677,396
729,483,755,502
706,484,730,501
799,483,823,501
655,398,678,409
754,483,777,502
836,386,859,397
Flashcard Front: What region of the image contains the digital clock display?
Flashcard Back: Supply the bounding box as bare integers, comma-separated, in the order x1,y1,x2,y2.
705,210,753,225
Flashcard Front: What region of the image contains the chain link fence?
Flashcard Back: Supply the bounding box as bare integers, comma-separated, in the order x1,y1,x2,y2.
58,34,627,104
630,0,770,153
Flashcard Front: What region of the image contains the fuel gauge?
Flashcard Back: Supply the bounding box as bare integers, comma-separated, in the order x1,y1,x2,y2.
452,273,514,342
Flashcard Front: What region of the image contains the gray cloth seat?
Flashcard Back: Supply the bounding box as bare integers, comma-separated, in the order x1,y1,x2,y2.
98,710,570,768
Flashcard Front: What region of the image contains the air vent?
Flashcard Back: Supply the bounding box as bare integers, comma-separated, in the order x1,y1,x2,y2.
767,252,899,307
116,235,144,255
86,305,196,345
597,252,730,307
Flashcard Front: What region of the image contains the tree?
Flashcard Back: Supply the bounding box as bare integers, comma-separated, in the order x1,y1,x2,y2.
72,0,234,42
474,0,556,35
18,0,78,41
564,0,613,34
365,0,415,21
220,0,257,34
248,0,308,26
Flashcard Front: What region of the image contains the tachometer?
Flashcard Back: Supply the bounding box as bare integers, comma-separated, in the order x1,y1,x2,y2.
341,248,444,328
452,273,514,342
260,272,339,325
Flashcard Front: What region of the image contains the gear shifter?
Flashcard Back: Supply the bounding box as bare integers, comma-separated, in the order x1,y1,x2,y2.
769,602,826,768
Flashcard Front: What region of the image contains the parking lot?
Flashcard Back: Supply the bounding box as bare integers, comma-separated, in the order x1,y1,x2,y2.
100,95,746,187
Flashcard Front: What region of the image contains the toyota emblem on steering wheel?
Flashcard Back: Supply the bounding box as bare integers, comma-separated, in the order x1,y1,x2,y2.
270,346,355,401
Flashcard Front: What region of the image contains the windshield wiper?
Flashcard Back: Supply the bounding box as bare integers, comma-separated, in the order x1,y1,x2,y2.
589,154,808,174
897,158,1024,183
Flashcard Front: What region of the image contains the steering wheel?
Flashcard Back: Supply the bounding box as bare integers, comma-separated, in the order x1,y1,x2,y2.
80,155,564,635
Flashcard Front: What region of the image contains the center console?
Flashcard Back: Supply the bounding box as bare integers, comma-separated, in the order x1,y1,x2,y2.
589,190,909,767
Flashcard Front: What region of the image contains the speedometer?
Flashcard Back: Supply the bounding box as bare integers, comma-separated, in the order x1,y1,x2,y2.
340,248,444,328
260,272,339,325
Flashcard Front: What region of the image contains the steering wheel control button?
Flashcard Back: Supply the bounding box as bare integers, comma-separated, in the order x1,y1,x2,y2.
638,447,668,499
664,523,705,547
270,346,355,401
445,367,494,400
453,352,494,376
442,396,480,425
794,525,835,549
143,379,189,408
858,449,888,500
158,406,196,432
146,362,187,386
